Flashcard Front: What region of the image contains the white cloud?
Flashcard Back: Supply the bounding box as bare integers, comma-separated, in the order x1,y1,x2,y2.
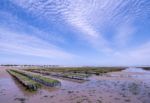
0,28,75,59
0,11,75,59
11,0,111,51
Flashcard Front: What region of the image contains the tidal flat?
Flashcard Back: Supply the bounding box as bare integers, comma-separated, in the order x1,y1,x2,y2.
0,66,150,103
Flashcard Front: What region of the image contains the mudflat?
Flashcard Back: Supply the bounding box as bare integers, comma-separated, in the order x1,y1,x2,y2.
0,67,150,103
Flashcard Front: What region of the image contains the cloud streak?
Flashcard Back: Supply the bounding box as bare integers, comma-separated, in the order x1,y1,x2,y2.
0,28,75,59
0,11,75,59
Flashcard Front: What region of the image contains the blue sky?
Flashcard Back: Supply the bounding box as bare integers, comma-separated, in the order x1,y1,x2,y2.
0,0,150,66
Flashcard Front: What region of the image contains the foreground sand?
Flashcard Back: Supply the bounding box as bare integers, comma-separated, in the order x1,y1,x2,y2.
0,67,150,103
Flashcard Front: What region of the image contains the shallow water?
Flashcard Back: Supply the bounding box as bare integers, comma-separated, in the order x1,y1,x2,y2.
123,67,150,73
0,67,150,103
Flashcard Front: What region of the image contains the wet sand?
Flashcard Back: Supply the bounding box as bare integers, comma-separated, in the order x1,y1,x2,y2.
0,67,150,103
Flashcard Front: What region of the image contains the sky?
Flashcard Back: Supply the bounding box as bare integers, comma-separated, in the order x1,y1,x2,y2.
0,0,150,66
